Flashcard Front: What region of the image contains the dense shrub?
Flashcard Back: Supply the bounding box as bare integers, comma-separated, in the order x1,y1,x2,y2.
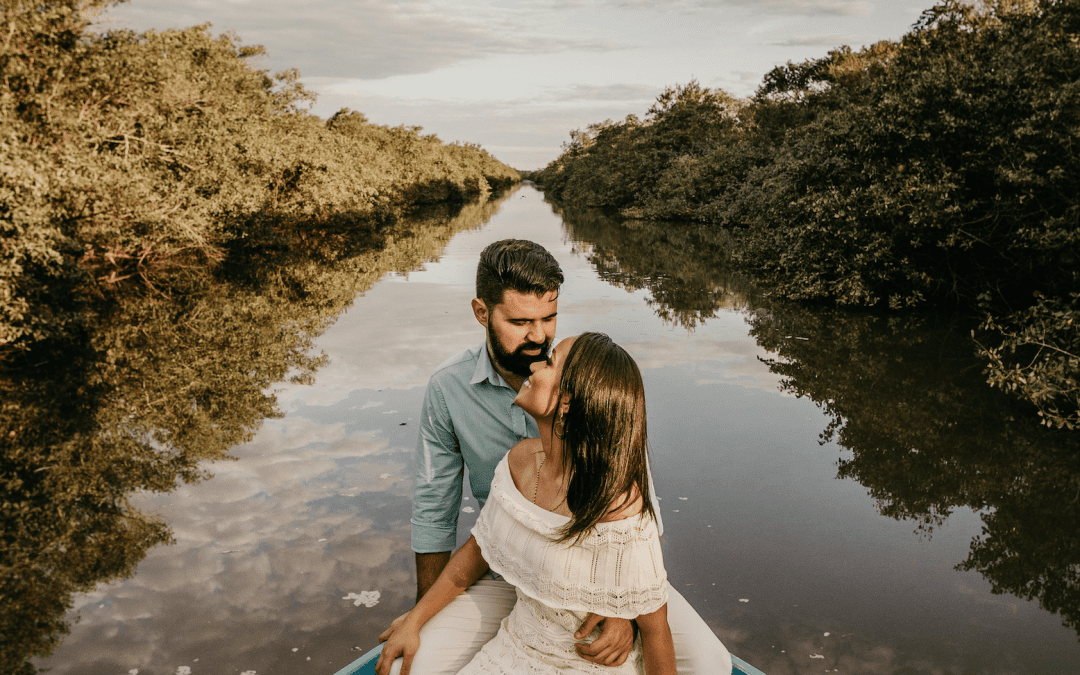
0,0,518,354
0,3,518,671
532,0,1079,429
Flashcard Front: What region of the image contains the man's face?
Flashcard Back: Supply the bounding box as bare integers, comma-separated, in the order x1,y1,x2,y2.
483,289,559,379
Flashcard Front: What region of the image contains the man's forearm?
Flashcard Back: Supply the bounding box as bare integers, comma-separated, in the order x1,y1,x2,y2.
415,551,452,601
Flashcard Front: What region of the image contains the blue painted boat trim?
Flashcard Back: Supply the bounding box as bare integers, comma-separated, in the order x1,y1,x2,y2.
332,643,382,675
332,643,768,675
732,653,768,675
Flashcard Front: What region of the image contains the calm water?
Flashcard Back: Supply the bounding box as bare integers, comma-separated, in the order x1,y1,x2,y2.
31,184,1080,675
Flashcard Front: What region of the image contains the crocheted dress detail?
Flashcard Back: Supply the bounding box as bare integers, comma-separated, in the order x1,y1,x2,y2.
457,455,668,675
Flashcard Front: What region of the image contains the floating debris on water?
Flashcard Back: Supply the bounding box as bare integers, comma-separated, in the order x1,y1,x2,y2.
679,497,688,501
810,653,825,659
176,668,191,675
318,538,328,542
380,473,392,479
343,591,381,607
739,599,749,603
824,632,830,636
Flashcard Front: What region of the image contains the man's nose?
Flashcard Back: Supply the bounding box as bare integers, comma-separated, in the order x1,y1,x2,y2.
526,321,544,344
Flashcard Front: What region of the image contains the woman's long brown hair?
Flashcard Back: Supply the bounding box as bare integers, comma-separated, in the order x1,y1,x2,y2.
554,332,656,543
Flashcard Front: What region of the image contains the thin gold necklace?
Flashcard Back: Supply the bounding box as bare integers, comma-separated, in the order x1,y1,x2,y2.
532,452,545,504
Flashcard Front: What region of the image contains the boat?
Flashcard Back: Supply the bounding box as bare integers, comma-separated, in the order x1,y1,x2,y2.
332,643,767,675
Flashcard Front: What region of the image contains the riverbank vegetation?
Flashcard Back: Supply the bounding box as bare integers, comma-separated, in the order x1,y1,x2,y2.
1,1,518,671
529,0,1078,430
1,0,518,353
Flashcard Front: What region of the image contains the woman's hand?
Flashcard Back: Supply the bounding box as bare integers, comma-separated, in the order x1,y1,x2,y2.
375,620,421,675
573,613,635,666
636,603,676,675
378,611,409,643
375,536,490,675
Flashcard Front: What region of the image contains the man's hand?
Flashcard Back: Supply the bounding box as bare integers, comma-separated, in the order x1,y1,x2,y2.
378,611,410,643
573,613,636,666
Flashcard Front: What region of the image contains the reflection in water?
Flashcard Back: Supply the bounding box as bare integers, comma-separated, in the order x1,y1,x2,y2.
0,193,511,675
557,202,1080,639
750,304,1080,636
551,201,757,329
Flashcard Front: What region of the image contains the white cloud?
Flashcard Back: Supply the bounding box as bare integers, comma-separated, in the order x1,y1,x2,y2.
96,0,924,168
99,0,628,80
308,85,665,168
772,34,857,46
543,83,660,103
548,0,872,16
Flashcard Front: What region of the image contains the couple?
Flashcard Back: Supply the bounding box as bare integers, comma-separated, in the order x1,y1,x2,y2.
376,240,731,675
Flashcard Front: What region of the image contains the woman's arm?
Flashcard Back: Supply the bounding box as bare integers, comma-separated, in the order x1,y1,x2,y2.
375,535,489,675
635,603,676,675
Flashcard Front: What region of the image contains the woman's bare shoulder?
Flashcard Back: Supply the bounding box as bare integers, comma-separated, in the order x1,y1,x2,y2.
599,485,644,523
507,439,541,484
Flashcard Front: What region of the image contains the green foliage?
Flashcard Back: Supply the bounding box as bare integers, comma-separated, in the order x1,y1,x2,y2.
535,81,742,217
0,0,518,352
977,292,1080,429
532,0,1079,428
0,1,518,670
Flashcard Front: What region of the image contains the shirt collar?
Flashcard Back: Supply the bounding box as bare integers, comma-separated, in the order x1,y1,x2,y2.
470,342,514,390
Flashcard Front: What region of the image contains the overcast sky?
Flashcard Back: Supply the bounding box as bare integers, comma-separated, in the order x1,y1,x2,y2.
98,0,930,169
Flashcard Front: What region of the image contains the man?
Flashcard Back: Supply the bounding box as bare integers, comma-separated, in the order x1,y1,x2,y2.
381,239,731,675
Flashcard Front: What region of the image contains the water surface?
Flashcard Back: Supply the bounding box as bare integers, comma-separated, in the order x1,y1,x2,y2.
32,184,1080,675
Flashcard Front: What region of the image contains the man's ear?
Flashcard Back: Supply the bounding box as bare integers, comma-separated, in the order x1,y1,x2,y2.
471,298,489,328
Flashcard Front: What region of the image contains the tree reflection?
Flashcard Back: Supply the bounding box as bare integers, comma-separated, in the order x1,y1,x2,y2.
551,200,757,329
749,302,1080,635
557,202,1080,638
0,193,510,675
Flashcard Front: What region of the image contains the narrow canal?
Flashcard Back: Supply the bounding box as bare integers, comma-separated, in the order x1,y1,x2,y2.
34,183,1080,675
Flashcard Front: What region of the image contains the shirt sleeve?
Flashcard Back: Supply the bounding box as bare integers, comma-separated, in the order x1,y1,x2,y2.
411,378,464,553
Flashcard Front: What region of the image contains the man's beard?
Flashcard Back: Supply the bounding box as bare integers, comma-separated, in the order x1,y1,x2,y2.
487,322,550,378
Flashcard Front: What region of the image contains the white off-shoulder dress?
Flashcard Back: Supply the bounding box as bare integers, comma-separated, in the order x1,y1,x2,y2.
458,455,669,675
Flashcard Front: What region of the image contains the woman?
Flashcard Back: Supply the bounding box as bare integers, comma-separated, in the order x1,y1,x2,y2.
376,332,675,675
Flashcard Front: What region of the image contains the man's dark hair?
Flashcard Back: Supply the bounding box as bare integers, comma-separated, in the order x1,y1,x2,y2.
475,239,563,308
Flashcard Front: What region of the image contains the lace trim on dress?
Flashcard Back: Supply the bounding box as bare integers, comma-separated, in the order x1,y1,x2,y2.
471,457,668,620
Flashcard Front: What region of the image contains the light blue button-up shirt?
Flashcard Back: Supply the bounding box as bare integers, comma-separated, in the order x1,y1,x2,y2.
411,342,664,554
411,343,538,553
